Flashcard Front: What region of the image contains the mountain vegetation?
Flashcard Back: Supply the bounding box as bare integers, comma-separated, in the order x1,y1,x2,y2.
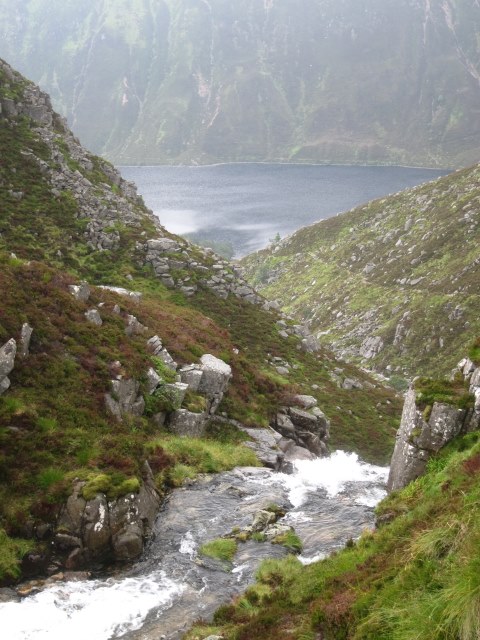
0,0,479,167
241,165,480,380
0,60,401,583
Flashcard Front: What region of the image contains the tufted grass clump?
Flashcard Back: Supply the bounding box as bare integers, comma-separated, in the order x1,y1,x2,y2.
200,538,238,563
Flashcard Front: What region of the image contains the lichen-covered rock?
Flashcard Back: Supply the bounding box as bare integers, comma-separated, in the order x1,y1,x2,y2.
85,309,102,326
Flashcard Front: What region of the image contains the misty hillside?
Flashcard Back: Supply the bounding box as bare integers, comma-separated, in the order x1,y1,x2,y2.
1,0,480,167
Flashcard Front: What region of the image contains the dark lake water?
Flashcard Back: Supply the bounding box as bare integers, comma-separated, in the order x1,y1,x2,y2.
120,163,449,257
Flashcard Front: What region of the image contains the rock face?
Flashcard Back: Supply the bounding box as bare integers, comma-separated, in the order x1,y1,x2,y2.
55,463,161,567
0,338,16,395
388,361,480,491
273,400,330,458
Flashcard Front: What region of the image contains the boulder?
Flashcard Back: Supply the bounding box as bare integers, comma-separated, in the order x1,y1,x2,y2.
169,410,207,437
68,281,91,302
179,365,203,391
293,395,317,410
146,238,180,253
125,314,147,336
146,367,162,394
85,309,102,326
198,354,232,414
54,465,161,566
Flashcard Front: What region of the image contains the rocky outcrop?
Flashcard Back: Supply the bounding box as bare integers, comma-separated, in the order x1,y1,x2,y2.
105,378,145,422
388,361,480,491
0,338,16,395
273,397,330,457
55,462,160,567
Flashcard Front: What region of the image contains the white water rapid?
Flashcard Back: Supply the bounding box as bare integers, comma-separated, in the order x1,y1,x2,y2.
0,452,388,640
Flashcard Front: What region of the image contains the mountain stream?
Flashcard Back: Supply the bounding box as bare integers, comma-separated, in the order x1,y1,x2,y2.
1,452,388,640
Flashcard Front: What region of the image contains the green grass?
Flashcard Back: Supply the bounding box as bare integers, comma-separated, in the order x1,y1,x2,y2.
200,538,238,563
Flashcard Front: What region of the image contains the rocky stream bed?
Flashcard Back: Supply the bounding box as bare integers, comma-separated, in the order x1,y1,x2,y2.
1,452,388,640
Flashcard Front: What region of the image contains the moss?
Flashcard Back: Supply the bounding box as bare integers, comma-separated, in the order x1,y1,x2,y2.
81,473,140,501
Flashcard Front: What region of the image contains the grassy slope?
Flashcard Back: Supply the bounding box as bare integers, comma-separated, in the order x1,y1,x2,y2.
187,429,480,640
241,165,480,379
0,63,401,580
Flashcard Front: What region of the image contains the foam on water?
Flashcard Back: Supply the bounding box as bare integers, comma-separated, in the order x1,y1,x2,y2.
0,571,184,640
279,450,388,508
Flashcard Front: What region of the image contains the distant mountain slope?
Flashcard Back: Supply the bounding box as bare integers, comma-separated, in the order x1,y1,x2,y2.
0,0,479,167
241,166,480,379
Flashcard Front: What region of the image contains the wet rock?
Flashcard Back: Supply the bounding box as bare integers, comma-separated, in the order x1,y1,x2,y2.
240,427,284,470
251,510,277,532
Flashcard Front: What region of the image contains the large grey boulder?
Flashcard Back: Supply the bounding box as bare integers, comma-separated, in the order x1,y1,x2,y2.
198,354,232,414
179,365,203,391
0,338,16,395
388,388,473,492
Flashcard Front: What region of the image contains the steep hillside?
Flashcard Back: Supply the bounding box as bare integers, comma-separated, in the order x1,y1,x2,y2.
0,60,401,582
241,166,480,380
0,0,479,167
